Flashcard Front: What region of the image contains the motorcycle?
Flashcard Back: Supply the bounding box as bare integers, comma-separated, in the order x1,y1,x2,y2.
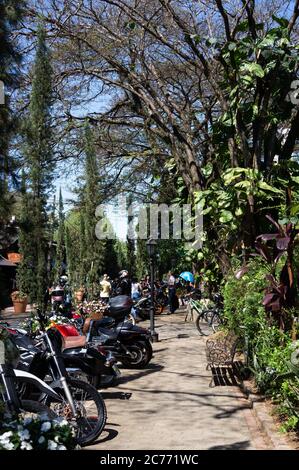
49,322,121,388
86,295,153,368
0,327,61,420
9,310,108,446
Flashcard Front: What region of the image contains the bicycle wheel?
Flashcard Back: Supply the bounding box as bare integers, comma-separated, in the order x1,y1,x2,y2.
195,311,213,336
47,379,107,447
211,312,222,333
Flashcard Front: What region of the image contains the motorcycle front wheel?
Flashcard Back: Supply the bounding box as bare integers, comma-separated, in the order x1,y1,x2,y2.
46,378,107,446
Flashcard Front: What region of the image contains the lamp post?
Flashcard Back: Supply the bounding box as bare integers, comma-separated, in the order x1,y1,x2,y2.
146,238,159,342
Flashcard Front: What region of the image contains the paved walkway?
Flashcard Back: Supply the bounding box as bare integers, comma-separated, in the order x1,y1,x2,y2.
90,311,275,450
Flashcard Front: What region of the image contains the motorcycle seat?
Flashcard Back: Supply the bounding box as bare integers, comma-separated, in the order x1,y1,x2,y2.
97,328,118,341
115,321,135,332
62,335,87,350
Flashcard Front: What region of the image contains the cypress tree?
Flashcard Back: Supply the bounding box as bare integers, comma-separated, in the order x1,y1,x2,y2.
78,211,86,287
65,224,75,286
16,171,34,296
82,122,106,287
0,0,23,243
53,188,65,281
18,24,54,307
126,193,136,276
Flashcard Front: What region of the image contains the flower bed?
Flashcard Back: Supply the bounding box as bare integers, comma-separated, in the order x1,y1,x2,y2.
0,413,78,450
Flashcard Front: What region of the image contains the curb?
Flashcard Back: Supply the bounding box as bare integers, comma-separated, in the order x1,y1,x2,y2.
239,381,293,450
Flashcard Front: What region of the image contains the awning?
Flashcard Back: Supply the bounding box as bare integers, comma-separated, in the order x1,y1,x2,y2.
0,255,16,267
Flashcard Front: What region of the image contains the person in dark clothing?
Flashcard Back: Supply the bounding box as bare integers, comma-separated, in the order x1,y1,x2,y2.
168,271,177,314
116,270,132,296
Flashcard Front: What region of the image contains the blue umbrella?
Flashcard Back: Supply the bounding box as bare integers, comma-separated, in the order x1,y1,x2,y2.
179,271,194,283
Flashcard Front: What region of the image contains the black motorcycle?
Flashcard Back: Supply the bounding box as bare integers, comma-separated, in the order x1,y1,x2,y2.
0,326,60,420
85,295,153,368
11,310,107,446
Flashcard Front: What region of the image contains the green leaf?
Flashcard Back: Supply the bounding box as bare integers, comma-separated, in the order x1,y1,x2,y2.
291,176,299,185
290,204,299,216
241,63,265,78
228,42,237,51
235,20,249,33
190,34,201,44
202,207,212,215
235,207,243,217
234,180,251,189
257,181,282,193
202,163,213,177
219,210,234,223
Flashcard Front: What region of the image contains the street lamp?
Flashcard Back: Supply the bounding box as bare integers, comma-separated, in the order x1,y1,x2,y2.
146,238,159,342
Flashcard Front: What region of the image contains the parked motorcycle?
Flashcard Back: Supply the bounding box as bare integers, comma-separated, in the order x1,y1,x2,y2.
49,322,121,388
10,310,107,446
85,296,153,369
0,326,61,421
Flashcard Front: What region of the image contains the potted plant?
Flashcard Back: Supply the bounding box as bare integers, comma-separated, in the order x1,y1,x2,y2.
10,291,28,314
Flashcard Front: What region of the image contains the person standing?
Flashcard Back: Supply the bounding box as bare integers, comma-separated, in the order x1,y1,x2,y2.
168,271,177,314
116,270,132,296
131,277,142,300
100,274,111,303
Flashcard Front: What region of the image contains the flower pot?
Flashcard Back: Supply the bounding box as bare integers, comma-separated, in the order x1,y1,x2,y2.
7,252,22,263
12,298,28,314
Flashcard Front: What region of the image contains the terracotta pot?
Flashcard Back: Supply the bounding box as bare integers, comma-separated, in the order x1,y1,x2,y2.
7,252,22,263
12,298,28,314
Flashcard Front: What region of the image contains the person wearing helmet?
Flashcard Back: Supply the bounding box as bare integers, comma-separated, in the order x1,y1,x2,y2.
116,270,132,296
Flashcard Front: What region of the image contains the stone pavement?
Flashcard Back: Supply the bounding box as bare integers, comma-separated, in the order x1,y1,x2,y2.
89,310,288,450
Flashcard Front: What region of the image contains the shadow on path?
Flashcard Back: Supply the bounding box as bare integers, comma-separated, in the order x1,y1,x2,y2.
208,440,251,450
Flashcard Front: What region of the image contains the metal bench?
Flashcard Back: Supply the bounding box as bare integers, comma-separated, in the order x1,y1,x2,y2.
205,331,241,387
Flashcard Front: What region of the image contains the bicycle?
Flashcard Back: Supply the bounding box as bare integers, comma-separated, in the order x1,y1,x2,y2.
185,293,224,336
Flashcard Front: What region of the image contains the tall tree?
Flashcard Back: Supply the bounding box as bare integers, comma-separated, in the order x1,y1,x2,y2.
0,0,23,246
53,188,65,281
126,193,136,276
18,24,54,306
82,123,106,286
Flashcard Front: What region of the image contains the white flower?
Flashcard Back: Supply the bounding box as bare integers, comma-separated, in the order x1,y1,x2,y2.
18,429,30,441
38,436,46,444
0,431,13,441
41,421,51,432
0,441,14,450
47,440,58,450
20,441,33,450
57,419,68,427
